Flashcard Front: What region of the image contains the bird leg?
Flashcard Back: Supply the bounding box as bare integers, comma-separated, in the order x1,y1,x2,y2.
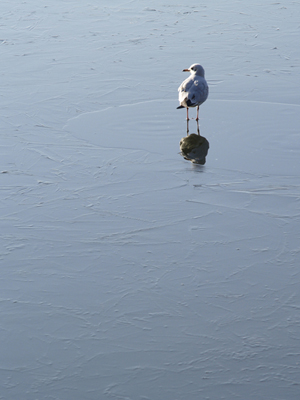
186,108,189,121
196,106,199,121
197,119,200,136
186,119,189,136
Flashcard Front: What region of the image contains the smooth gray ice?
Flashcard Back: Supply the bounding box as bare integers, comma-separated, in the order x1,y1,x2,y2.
1,1,300,399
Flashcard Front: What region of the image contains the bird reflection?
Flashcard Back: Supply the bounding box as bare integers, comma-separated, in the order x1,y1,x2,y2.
180,120,209,165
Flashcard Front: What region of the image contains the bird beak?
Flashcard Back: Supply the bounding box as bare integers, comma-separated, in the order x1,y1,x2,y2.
182,69,190,72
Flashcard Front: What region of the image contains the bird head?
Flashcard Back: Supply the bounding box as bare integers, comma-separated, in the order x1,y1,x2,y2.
183,64,205,77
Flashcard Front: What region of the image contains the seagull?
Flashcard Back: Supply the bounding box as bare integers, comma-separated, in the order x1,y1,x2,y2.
177,63,209,121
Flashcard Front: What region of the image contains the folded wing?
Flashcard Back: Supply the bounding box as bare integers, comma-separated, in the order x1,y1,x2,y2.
178,78,208,108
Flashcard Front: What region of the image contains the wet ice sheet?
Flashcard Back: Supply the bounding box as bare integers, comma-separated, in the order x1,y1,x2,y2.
2,99,300,399
1,0,300,399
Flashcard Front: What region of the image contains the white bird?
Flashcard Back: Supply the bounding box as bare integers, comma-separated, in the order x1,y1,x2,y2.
177,63,209,121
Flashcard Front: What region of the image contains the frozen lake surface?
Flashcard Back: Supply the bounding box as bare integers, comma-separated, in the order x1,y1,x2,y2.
1,1,300,399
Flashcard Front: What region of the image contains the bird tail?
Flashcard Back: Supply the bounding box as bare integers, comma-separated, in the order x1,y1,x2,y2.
177,105,184,109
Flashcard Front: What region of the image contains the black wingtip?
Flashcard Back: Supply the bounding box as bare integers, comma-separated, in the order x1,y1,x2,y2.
177,105,184,109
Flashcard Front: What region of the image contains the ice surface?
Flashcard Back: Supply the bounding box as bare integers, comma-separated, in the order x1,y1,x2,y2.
1,1,300,399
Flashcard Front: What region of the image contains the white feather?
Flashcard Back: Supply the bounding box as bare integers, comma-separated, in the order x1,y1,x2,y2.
178,64,209,109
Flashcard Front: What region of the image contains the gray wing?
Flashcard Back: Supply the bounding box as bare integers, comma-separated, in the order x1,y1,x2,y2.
178,76,194,93
178,77,196,105
186,79,209,106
